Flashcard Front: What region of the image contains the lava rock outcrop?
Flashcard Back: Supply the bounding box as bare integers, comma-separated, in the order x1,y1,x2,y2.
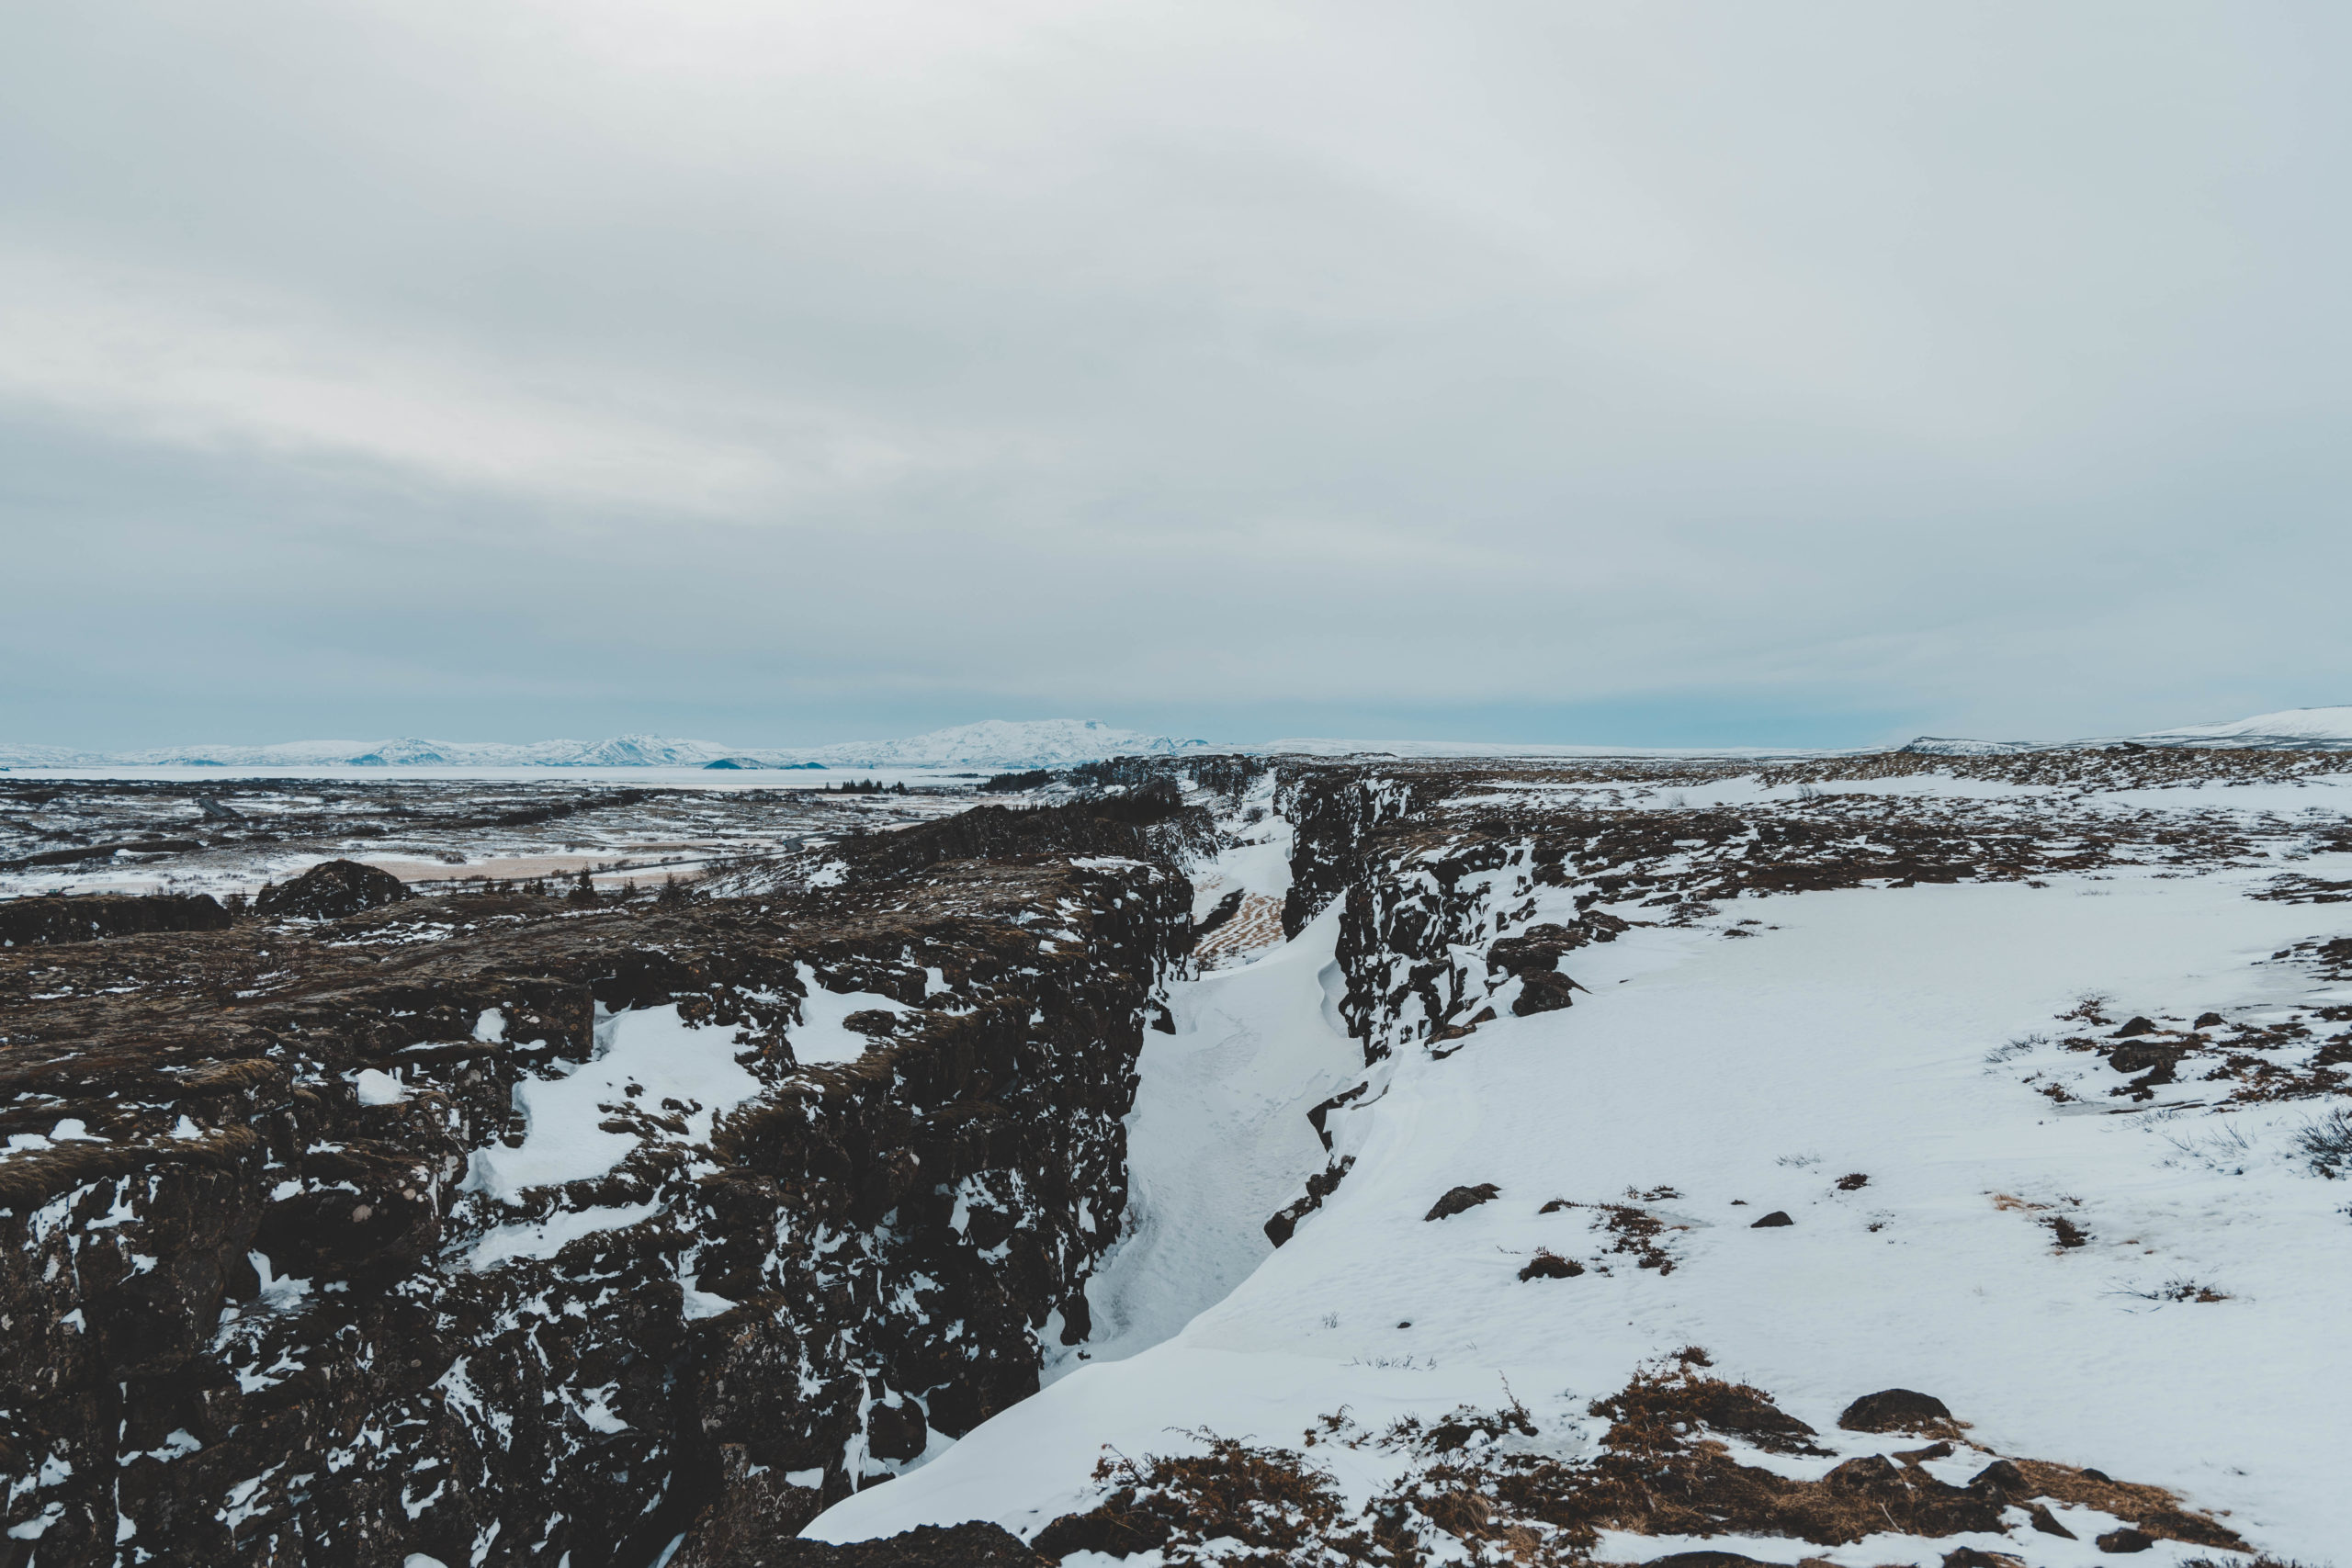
0,892,231,947
253,857,413,919
2,836,1190,1565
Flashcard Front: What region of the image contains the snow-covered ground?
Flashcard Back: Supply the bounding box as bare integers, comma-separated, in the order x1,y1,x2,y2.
814,813,2352,1560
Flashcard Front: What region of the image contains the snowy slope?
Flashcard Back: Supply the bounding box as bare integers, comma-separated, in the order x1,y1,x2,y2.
814,809,2352,1561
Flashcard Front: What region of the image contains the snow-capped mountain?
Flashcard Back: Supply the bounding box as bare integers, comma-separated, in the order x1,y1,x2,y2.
0,720,1209,772
785,719,1207,769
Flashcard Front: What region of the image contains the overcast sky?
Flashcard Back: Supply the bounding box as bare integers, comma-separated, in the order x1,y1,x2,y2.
5,1,2346,750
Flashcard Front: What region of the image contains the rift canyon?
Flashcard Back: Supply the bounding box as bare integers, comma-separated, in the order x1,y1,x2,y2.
6,733,2352,1568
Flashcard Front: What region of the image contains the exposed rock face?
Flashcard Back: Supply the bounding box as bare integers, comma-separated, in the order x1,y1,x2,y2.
1273,770,1450,941
1263,753,2237,1070
1260,1156,1351,1248
253,857,413,919
1,832,1190,1564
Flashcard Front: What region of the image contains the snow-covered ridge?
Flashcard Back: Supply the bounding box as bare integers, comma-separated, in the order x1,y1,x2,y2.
1909,705,2352,754
1267,738,1821,760
0,719,1210,772
1283,705,2352,759
2128,704,2352,748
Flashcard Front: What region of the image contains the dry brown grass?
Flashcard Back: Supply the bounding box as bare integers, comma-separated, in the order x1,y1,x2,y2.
1194,892,1285,968
1536,1199,1682,1273
1028,1352,2250,1567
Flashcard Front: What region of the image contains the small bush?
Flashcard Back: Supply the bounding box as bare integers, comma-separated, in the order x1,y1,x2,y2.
2127,1280,2230,1303
2295,1106,2352,1178
1519,1248,1583,1281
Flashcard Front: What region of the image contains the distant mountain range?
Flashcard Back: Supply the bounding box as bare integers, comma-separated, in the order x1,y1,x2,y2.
7,706,2347,773
0,719,1212,772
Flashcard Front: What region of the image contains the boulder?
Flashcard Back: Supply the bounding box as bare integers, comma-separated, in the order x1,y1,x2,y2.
1967,1458,2030,1499
254,858,413,919
1512,968,1582,1015
1838,1388,1956,1434
1424,1182,1501,1221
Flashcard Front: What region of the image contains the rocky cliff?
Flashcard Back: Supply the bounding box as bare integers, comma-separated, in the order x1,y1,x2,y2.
1,810,1193,1567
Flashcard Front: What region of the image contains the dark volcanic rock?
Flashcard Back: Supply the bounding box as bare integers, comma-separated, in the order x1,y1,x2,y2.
1749,1210,1794,1228
1423,1182,1501,1221
1967,1457,2030,1499
1,834,1192,1565
1192,886,1246,941
2106,1041,2179,1077
1838,1387,1957,1434
1264,1156,1354,1247
1510,967,1581,1016
254,857,413,919
0,891,231,945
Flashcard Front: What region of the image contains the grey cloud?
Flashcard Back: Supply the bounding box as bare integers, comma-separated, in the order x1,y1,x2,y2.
4,1,2347,750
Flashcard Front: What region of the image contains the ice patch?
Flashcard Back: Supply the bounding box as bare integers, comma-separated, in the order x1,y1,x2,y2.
789,964,913,1067
467,1201,664,1270
682,1282,740,1319
250,1252,311,1311
354,1068,410,1107
467,1004,763,1203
